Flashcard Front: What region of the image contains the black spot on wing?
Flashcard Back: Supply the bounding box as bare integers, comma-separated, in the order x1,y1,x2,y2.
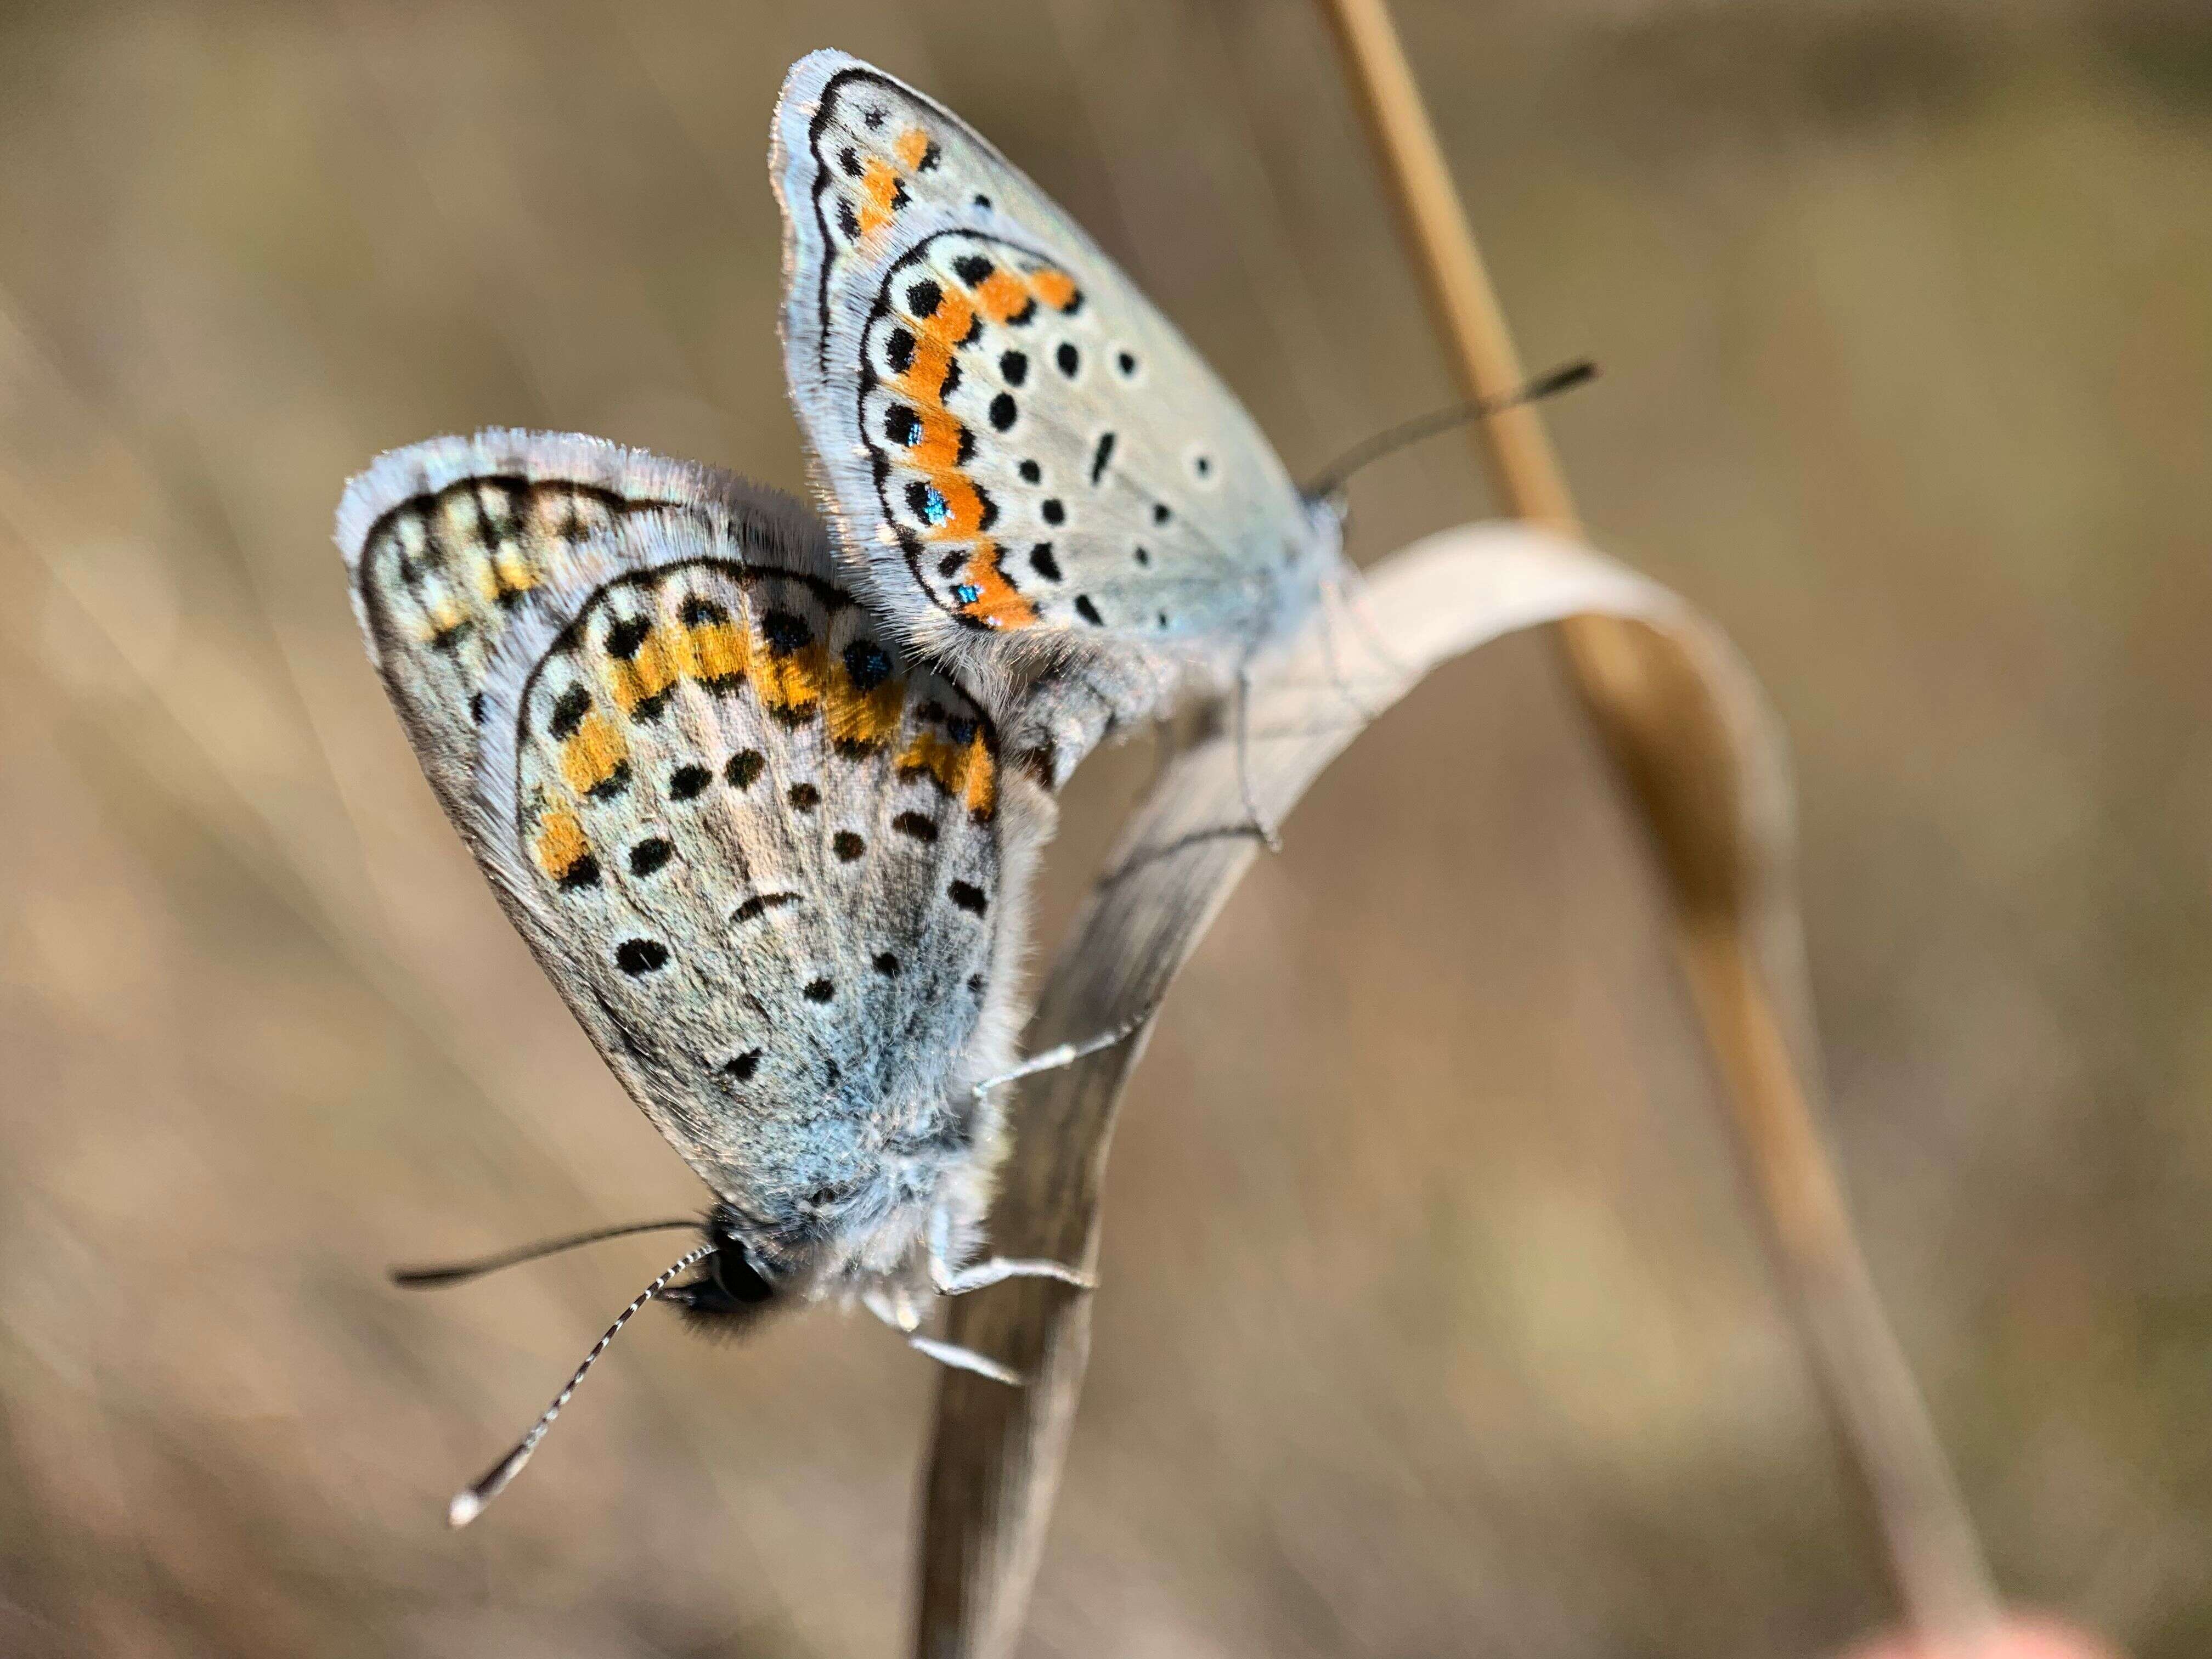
550,685,591,740
760,610,811,654
842,639,893,691
731,891,802,925
616,939,669,975
680,596,728,627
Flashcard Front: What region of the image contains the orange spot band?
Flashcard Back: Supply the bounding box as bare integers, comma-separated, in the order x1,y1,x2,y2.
950,542,1036,629
859,158,900,235
532,809,591,882
559,712,629,795
1031,267,1080,312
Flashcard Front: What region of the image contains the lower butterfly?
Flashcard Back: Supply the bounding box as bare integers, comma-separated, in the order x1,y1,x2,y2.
338,431,1131,1523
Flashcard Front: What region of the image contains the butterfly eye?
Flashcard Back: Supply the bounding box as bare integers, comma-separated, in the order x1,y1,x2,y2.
713,1247,775,1304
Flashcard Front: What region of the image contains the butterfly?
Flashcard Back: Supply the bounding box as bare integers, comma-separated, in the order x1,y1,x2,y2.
338,431,1129,1521
771,50,1346,788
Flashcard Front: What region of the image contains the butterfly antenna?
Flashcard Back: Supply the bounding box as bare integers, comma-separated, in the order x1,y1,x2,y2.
1305,358,1597,500
390,1218,702,1289
446,1239,716,1528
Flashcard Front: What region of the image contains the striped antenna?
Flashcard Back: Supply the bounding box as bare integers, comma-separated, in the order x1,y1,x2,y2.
447,1239,716,1527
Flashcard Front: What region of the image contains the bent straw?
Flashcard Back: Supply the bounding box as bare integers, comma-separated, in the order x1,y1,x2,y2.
1316,0,1999,1645
913,523,1930,1657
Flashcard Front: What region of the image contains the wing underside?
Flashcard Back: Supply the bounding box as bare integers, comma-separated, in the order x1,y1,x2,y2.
338,435,1022,1220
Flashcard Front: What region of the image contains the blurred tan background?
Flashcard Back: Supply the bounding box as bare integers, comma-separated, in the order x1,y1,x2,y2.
2,1,2207,1654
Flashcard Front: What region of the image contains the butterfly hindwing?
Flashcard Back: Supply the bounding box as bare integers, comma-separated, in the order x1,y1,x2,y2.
339,434,1031,1255
772,51,1338,770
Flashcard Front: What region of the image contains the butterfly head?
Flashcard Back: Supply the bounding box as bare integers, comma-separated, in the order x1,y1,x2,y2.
661,1203,784,1333
676,1098,1001,1320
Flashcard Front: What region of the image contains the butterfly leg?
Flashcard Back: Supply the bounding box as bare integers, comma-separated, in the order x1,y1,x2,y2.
969,1005,1153,1104
1234,664,1285,854
1328,562,1409,681
864,1284,1024,1386
1146,713,1182,795
934,1257,1093,1295
1315,573,1390,726
923,1175,1098,1301
909,1334,1024,1386
930,1017,1157,1304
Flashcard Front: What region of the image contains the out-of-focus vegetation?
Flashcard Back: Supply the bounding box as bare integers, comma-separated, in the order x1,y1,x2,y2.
0,3,2205,1654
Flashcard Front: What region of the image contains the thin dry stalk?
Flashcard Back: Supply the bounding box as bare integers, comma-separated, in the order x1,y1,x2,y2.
1316,0,1999,1644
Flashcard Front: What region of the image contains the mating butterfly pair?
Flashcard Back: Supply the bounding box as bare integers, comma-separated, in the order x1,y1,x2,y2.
342,51,1344,1522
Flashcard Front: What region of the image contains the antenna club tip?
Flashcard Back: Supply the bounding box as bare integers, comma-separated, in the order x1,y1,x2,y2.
448,1489,486,1528
1534,358,1598,396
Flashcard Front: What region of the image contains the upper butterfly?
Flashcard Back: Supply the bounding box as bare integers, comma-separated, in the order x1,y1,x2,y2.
773,49,1344,784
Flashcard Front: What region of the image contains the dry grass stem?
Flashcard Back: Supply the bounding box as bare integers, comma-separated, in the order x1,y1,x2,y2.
1316,0,1997,1642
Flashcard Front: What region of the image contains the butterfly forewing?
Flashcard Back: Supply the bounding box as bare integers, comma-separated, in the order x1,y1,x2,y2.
339,435,1019,1244
774,53,1333,695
